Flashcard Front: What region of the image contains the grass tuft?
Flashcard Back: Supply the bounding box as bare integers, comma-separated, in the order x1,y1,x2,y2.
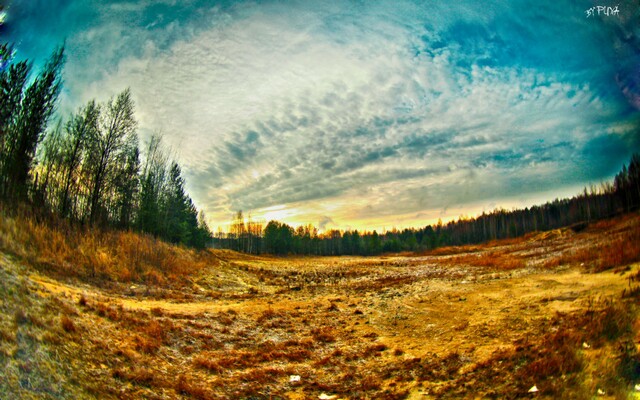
60,315,76,333
14,309,29,325
311,327,336,343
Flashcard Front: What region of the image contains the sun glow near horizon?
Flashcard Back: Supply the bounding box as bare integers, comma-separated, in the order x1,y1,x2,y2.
213,181,592,234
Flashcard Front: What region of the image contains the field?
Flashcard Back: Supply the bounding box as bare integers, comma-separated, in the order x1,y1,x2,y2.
1,212,640,399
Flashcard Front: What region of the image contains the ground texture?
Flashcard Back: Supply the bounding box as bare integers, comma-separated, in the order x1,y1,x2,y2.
1,214,640,399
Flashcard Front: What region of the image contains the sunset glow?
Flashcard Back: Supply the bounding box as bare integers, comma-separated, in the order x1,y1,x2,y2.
5,0,639,232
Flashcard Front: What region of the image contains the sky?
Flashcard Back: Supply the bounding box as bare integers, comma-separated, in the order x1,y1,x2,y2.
2,0,640,232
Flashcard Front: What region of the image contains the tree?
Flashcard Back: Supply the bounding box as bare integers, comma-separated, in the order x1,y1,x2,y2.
630,153,640,209
0,43,26,150
112,134,140,228
363,230,382,255
138,134,168,236
193,210,213,249
263,220,294,255
1,44,64,200
163,161,190,244
246,214,263,254
230,210,246,252
85,88,137,225
34,119,64,208
351,230,362,255
60,101,99,218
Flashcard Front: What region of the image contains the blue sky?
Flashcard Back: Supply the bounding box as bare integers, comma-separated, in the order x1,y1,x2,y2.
2,0,639,231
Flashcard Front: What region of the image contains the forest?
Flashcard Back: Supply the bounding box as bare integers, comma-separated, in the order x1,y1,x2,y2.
0,43,212,249
2,42,639,257
214,155,640,256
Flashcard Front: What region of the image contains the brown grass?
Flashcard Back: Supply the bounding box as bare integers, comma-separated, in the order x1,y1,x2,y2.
450,249,526,270
544,222,640,271
14,309,29,325
0,208,213,285
418,295,637,399
113,366,155,386
176,375,214,400
311,326,337,343
421,232,534,257
2,207,640,399
60,315,76,333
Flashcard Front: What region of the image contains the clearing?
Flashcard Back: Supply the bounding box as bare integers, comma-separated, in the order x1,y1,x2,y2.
1,214,640,399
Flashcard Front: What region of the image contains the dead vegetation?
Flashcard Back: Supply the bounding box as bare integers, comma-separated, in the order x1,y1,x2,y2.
0,207,213,287
0,211,639,398
543,215,640,272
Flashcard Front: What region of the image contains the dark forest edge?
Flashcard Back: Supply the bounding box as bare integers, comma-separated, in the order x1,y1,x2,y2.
0,44,212,249
2,43,639,257
216,155,640,256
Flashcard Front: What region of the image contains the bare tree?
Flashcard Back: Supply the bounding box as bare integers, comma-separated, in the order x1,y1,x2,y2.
85,88,137,225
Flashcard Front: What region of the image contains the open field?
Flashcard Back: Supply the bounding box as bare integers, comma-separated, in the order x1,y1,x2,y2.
1,213,640,399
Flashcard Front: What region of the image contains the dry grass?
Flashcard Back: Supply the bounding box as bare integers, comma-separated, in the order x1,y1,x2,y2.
544,217,640,271
449,249,526,270
0,254,95,398
1,209,640,399
0,207,213,285
413,295,638,399
60,315,76,333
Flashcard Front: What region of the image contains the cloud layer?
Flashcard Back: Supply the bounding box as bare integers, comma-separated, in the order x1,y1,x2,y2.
5,0,640,230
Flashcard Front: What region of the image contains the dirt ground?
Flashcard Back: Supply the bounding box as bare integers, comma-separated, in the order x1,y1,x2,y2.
1,215,640,399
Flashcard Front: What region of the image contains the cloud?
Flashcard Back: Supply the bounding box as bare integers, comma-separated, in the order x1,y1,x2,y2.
318,216,334,231
8,0,639,230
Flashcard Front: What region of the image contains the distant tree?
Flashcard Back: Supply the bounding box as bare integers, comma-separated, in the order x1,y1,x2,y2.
341,231,353,255
383,236,402,253
230,210,246,252
325,229,342,255
629,153,640,208
351,230,362,255
263,220,278,254
362,230,382,255
402,229,418,251
263,220,294,255
193,210,213,249
164,162,186,242
245,213,263,254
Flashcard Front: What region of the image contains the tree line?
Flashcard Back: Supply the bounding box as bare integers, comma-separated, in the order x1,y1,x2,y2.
0,43,212,248
214,153,640,256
